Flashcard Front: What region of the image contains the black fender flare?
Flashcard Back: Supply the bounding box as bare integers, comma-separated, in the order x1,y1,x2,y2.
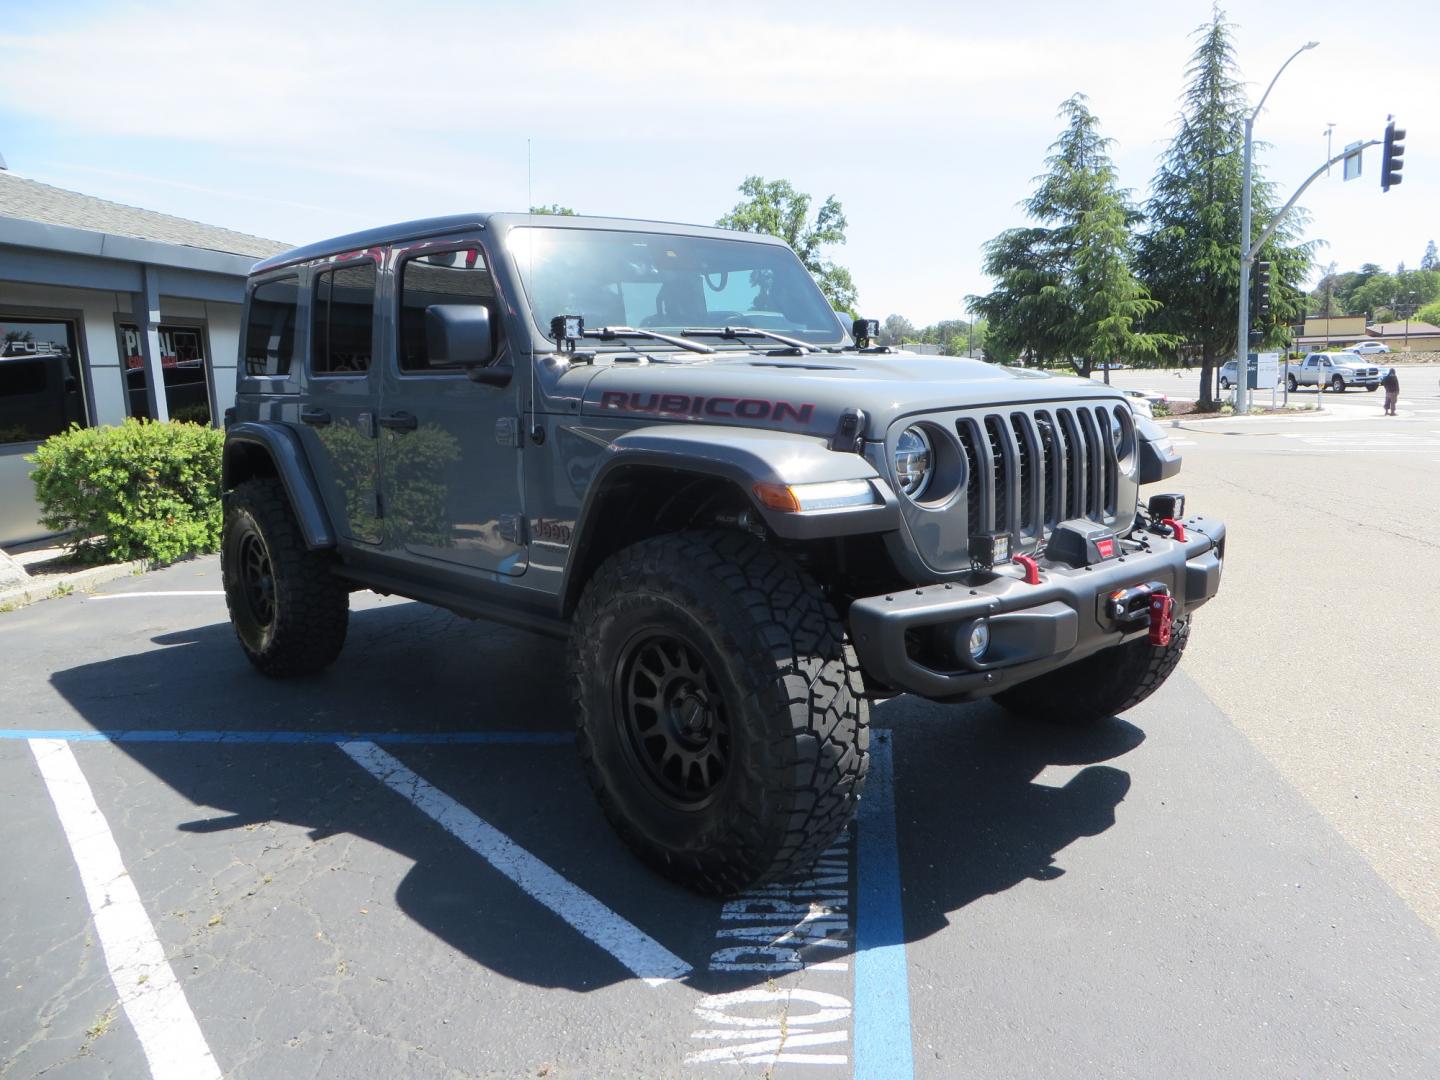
559,424,900,614
222,422,336,549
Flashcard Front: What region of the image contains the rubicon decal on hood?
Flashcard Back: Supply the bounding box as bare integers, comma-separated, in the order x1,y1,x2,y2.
598,391,816,424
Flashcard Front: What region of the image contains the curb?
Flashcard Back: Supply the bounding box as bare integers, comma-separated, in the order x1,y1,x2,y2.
0,559,150,612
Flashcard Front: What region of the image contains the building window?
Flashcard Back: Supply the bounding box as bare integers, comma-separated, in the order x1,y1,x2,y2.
244,277,299,377
397,248,497,373
312,263,376,376
1,316,88,446
121,323,212,424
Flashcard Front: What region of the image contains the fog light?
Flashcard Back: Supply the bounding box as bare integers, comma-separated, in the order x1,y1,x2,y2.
968,621,991,660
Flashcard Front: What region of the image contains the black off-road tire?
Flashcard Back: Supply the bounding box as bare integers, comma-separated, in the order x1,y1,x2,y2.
570,530,869,895
222,478,349,677
994,618,1192,726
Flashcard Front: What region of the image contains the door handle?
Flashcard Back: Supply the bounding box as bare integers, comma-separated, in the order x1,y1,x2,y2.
378,411,418,432
300,407,332,426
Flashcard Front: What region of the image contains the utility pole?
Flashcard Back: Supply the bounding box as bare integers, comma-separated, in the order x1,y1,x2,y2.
1236,41,1318,415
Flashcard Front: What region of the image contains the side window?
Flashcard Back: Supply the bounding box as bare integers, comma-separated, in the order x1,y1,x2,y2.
243,277,299,376
312,263,376,376
397,248,496,373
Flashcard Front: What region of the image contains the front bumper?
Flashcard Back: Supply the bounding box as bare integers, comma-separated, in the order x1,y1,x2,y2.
848,516,1225,701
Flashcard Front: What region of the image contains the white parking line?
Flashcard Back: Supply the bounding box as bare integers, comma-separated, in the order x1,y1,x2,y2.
87,591,225,600
340,741,690,986
29,739,222,1080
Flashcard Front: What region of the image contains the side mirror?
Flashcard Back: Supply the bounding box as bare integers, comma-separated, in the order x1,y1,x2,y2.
425,304,512,386
425,304,494,368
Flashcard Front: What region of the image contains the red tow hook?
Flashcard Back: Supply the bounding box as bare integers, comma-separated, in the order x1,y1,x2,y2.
1148,590,1176,646
1012,554,1041,585
1161,518,1187,542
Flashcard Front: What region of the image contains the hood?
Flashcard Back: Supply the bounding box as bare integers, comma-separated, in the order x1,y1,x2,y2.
577,350,1125,439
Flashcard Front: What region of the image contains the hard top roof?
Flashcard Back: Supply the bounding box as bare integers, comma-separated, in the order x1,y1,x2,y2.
249,212,786,276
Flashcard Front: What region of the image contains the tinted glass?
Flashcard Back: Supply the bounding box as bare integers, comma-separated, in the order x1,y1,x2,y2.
244,278,299,376
121,324,212,423
511,227,843,345
1,317,87,445
312,263,376,375
398,249,495,373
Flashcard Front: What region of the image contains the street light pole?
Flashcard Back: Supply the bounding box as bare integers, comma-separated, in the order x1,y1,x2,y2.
1236,40,1318,416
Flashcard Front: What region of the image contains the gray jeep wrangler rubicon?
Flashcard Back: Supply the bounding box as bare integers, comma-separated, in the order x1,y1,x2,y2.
221,213,1225,895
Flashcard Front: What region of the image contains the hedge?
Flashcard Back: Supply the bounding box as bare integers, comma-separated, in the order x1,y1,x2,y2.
27,419,224,565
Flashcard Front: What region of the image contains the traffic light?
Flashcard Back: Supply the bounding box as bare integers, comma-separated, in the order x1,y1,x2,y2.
1252,260,1273,320
1381,119,1405,192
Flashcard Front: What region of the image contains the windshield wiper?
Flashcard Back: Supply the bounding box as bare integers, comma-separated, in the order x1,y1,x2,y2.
582,326,714,354
680,326,816,354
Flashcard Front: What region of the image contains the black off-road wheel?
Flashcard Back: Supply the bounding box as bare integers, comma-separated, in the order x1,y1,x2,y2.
993,618,1192,726
570,530,869,895
222,478,349,677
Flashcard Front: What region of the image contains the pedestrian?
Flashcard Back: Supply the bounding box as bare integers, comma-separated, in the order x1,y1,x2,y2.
1382,367,1400,415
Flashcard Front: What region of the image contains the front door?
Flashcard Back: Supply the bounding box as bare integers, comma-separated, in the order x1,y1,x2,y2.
291,257,383,544
376,239,527,576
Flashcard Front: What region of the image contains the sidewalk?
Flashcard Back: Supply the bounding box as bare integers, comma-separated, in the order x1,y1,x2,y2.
0,543,148,611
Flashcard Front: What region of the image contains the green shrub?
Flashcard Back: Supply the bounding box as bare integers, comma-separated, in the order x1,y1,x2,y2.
27,419,224,565
1151,400,1172,418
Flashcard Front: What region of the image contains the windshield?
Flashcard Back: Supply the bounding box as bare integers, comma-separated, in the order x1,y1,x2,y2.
509,226,844,346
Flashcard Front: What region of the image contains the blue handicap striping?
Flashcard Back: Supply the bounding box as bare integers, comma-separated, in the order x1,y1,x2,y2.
853,732,916,1080
0,729,571,745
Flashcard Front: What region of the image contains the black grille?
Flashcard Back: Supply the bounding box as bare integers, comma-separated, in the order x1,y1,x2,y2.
955,419,983,537
955,404,1119,543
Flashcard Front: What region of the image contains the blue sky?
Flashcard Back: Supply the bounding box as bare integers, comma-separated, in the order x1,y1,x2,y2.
1,0,1434,324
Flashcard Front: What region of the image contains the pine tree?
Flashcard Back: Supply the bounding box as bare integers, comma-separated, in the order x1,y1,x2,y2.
968,95,1171,377
1136,9,1315,408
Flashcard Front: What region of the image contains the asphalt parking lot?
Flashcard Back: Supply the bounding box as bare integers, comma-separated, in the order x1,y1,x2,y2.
3,560,1439,1079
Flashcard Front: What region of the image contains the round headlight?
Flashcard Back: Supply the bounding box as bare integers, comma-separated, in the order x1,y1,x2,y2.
893,426,934,499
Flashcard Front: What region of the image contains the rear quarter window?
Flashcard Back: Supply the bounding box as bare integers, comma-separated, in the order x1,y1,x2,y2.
244,277,300,377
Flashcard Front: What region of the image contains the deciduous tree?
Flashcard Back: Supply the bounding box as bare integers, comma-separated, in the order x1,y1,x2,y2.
716,177,858,314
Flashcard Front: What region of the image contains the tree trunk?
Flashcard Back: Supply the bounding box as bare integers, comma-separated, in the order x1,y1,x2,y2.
1198,341,1216,410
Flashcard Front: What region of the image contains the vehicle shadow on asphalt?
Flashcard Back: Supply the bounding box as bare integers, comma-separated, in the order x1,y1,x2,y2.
48,600,1143,993
876,695,1142,941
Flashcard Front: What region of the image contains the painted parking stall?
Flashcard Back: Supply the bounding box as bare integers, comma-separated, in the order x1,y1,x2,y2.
6,723,918,1080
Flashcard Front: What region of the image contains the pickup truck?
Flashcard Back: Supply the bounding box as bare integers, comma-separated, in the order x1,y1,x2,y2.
1286,352,1383,393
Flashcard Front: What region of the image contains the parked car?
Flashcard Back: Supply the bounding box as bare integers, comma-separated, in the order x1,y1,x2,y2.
1348,341,1391,354
1217,358,1280,391
1120,388,1168,418
219,211,1225,894
1288,352,1382,392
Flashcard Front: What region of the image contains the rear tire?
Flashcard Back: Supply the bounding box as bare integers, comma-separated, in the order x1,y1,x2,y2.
994,618,1191,726
1219,377,1231,390
570,530,868,895
1286,374,1298,392
222,478,349,677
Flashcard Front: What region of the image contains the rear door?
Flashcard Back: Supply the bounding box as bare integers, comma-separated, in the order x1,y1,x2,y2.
292,253,384,544
376,238,527,576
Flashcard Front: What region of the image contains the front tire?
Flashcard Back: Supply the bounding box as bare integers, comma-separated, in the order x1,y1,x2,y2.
222,478,349,677
570,530,868,895
1331,375,1346,392
994,618,1191,726
1366,384,1378,392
